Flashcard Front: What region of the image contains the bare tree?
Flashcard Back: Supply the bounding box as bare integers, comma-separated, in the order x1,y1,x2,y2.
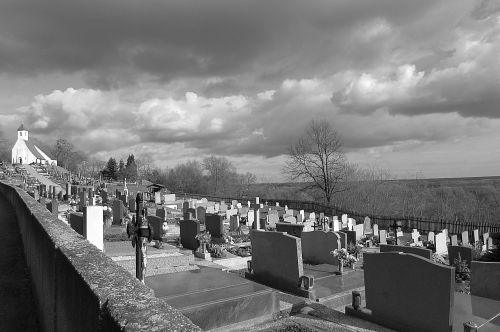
283,120,347,203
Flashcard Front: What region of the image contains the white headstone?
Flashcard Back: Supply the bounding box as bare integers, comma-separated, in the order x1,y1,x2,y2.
435,232,447,254
483,232,490,244
333,220,340,232
247,210,254,227
347,218,354,231
379,230,387,244
237,203,242,209
247,200,251,207
461,231,469,245
428,231,435,244
411,229,420,243
255,197,260,204
373,224,379,236
354,224,364,240
284,216,296,223
84,206,104,251
309,212,316,220
341,214,348,225
473,229,480,244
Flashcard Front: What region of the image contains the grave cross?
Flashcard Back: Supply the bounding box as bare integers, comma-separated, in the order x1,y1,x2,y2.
391,219,401,245
126,193,152,283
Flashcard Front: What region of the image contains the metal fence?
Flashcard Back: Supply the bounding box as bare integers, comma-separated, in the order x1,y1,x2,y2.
172,191,500,235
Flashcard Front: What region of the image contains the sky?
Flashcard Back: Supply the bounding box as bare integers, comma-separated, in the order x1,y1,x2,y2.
0,0,499,181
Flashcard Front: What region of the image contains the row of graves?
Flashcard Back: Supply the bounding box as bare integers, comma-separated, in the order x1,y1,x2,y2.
175,195,500,330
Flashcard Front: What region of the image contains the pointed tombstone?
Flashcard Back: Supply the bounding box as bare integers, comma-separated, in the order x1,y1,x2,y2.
428,231,435,244
461,231,469,245
363,216,372,235
373,224,379,237
379,230,387,244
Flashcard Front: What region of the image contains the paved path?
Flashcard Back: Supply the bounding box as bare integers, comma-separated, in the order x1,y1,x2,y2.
21,164,63,194
0,192,40,331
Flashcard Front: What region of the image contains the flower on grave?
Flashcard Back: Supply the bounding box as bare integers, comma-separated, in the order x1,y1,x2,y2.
330,248,349,261
195,231,212,244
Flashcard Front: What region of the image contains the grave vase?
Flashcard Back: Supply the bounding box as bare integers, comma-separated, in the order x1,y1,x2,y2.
338,260,344,274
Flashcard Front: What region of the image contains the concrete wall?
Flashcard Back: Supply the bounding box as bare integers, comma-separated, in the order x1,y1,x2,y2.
0,182,200,332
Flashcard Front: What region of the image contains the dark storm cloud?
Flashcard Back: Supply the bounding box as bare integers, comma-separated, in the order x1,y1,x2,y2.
0,0,440,89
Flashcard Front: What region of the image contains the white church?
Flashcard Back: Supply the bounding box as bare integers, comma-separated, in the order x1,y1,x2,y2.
11,124,57,165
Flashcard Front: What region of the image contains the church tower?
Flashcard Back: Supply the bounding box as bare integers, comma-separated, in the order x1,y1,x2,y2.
17,124,29,141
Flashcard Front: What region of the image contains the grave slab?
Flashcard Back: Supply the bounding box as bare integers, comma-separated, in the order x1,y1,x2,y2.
146,266,279,331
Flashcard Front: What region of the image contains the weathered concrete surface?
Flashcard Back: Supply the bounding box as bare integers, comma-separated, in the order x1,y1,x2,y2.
0,181,201,332
0,190,40,331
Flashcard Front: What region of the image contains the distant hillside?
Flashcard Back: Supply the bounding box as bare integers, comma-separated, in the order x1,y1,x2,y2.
249,176,500,224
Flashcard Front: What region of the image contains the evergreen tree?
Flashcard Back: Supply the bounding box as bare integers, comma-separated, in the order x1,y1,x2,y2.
104,158,118,180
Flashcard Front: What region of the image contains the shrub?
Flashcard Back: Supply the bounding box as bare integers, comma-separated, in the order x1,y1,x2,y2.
453,253,471,282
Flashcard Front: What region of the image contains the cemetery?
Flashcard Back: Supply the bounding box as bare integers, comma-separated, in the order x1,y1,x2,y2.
1,162,500,331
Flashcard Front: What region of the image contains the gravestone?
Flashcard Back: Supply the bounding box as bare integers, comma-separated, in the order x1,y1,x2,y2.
379,244,432,260
373,224,379,237
473,229,480,244
302,231,341,266
284,216,296,224
206,214,224,239
128,198,136,212
180,219,200,250
219,203,227,212
206,206,215,214
268,213,279,229
487,237,493,249
427,231,435,244
333,219,340,232
112,200,125,225
230,215,240,232
483,232,489,245
154,191,161,204
470,261,500,301
379,230,387,244
353,224,364,241
302,221,314,232
461,231,469,245
100,190,108,204
336,231,348,248
363,217,372,234
435,232,447,254
164,194,175,202
411,229,420,243
184,208,196,221
447,245,472,268
345,230,356,247
296,213,303,223
248,230,307,294
197,206,206,224
341,214,348,227
254,209,261,230
83,206,104,251
182,201,189,214
275,223,304,238
147,215,165,241
156,208,166,221
450,234,458,246
348,252,454,332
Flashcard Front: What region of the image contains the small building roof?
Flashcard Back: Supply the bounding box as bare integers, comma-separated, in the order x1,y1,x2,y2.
24,140,46,160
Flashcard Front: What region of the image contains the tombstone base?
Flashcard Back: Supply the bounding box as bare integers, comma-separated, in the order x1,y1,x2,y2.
194,251,211,260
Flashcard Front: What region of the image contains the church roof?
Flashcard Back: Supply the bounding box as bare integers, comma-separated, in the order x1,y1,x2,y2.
25,140,46,160
18,123,27,131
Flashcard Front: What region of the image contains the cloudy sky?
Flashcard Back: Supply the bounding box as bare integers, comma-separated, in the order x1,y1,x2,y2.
1,0,499,181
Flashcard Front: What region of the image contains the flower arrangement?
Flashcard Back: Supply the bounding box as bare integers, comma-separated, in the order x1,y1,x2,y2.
195,231,212,244
331,248,358,268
